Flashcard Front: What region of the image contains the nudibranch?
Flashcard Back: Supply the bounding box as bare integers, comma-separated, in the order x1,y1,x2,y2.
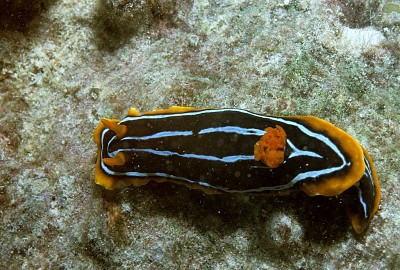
94,106,380,234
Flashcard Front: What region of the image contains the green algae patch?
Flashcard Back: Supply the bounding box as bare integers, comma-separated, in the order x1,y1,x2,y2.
383,3,400,13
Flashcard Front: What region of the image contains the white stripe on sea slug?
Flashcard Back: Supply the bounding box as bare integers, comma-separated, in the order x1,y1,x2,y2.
109,148,254,162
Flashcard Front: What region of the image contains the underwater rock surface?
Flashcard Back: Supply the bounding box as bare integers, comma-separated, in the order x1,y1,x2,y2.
0,0,399,268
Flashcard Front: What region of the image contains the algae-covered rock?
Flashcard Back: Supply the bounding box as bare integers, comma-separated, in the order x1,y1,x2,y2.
0,0,55,31
92,0,189,50
383,2,400,13
335,0,381,27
